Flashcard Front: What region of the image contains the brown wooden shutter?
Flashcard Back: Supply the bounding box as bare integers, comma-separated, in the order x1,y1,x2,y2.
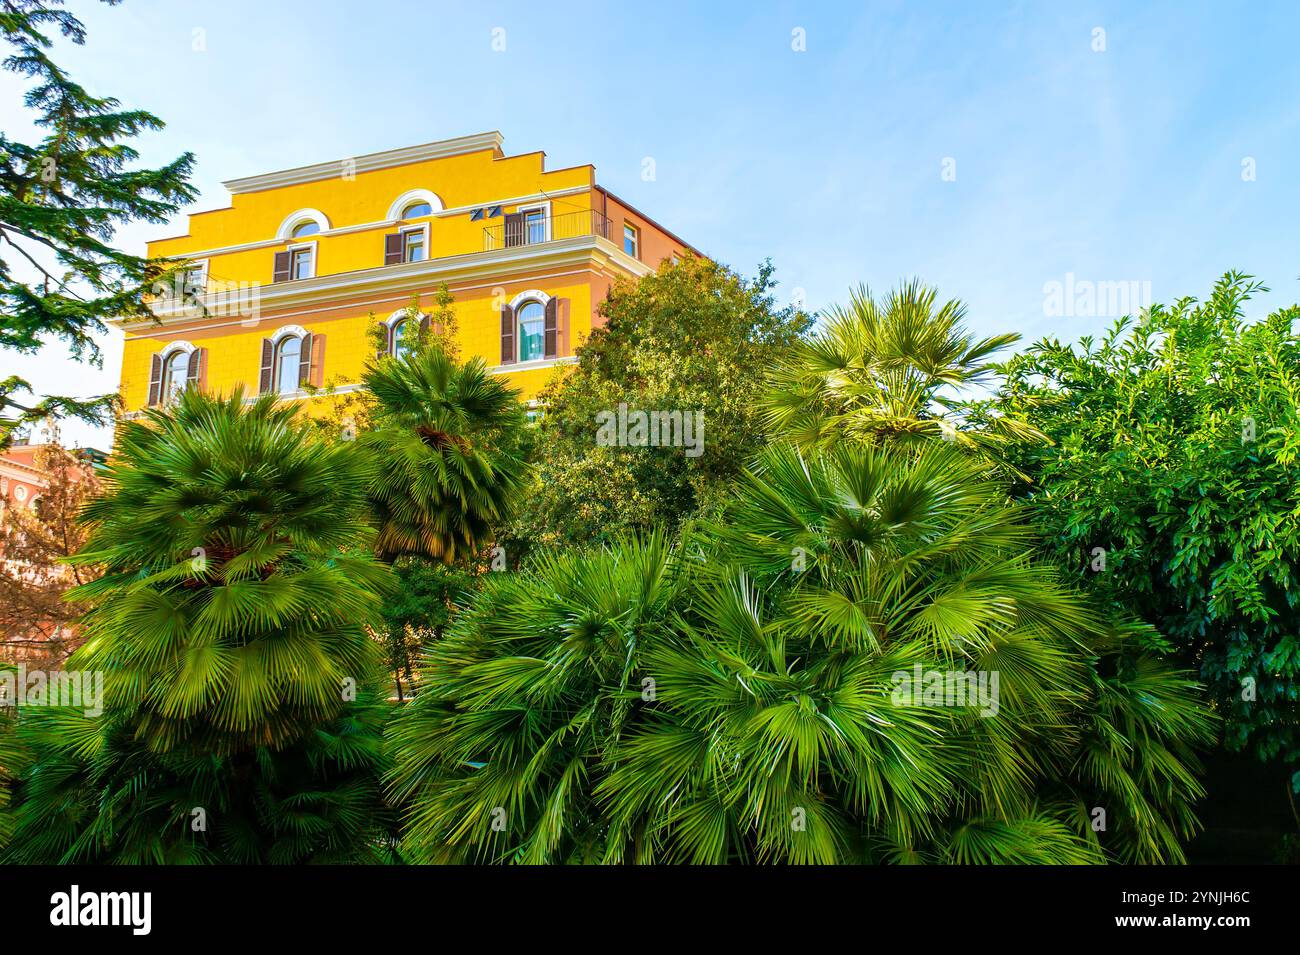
557,298,571,356
258,339,274,394
272,251,291,283
419,314,431,335
309,334,326,387
298,332,314,388
186,348,205,392
543,298,558,359
500,304,515,364
503,212,524,248
147,353,163,406
384,233,403,265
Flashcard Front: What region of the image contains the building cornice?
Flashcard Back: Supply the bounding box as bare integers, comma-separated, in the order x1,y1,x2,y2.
221,132,505,194
120,236,650,332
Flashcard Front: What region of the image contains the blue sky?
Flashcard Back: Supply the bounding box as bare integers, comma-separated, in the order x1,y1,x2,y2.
4,0,1299,448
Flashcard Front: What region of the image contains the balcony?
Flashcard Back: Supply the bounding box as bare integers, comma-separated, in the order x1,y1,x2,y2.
483,209,610,252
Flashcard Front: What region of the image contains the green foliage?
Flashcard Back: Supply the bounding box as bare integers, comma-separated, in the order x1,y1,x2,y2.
377,557,483,699
0,0,197,444
363,344,530,562
764,280,1042,461
990,272,1300,775
511,256,811,550
1,389,398,863
388,444,1213,864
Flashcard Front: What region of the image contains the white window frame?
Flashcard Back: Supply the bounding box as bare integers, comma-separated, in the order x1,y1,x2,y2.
180,259,209,298
286,241,317,280
385,188,444,223
399,223,429,263
623,223,640,259
276,208,331,240
269,325,309,395
385,308,425,357
516,201,551,243
159,340,197,404
514,298,548,364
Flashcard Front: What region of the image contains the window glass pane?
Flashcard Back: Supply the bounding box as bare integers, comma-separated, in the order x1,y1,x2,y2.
403,202,432,219
292,249,312,279
165,350,189,402
392,319,409,357
518,301,545,362
525,211,545,243
404,231,425,262
276,337,301,394
292,221,320,238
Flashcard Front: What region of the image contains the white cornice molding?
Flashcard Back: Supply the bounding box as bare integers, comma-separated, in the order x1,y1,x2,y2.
222,132,505,194
158,186,590,261
125,236,632,330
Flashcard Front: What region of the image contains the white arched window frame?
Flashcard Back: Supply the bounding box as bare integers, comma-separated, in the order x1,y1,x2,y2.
506,290,555,365
275,208,331,241
384,308,429,357
270,324,309,394
385,189,444,223
514,299,547,364
158,341,197,404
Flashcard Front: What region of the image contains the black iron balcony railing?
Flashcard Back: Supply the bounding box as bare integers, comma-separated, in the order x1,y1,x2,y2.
483,209,611,252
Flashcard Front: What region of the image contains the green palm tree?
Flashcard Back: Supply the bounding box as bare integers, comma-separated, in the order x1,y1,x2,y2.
1,389,397,863
387,442,1212,863
764,280,1043,455
363,345,529,563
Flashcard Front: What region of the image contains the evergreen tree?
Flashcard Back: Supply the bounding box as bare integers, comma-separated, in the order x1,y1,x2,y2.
0,0,197,446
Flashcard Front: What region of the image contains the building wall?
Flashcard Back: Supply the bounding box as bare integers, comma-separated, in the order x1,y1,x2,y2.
119,135,696,412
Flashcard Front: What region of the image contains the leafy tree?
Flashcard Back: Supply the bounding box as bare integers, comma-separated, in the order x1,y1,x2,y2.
1,389,397,862
511,256,811,550
764,280,1041,460
0,434,101,667
363,344,529,563
0,0,197,445
990,272,1300,784
376,556,483,700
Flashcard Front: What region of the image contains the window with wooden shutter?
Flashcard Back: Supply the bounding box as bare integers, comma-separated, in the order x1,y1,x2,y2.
147,353,164,406
298,331,314,388
500,304,515,364
272,251,291,283
384,233,403,265
258,339,275,393
503,212,524,248
544,298,558,359
186,348,206,392
419,314,431,336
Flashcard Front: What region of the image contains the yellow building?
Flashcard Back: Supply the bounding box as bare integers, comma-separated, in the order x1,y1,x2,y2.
118,131,696,412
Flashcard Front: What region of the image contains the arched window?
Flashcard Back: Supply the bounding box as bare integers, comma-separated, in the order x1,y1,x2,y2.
275,335,302,394
402,201,432,219
516,300,545,363
391,318,411,358
162,348,190,404
291,220,321,238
